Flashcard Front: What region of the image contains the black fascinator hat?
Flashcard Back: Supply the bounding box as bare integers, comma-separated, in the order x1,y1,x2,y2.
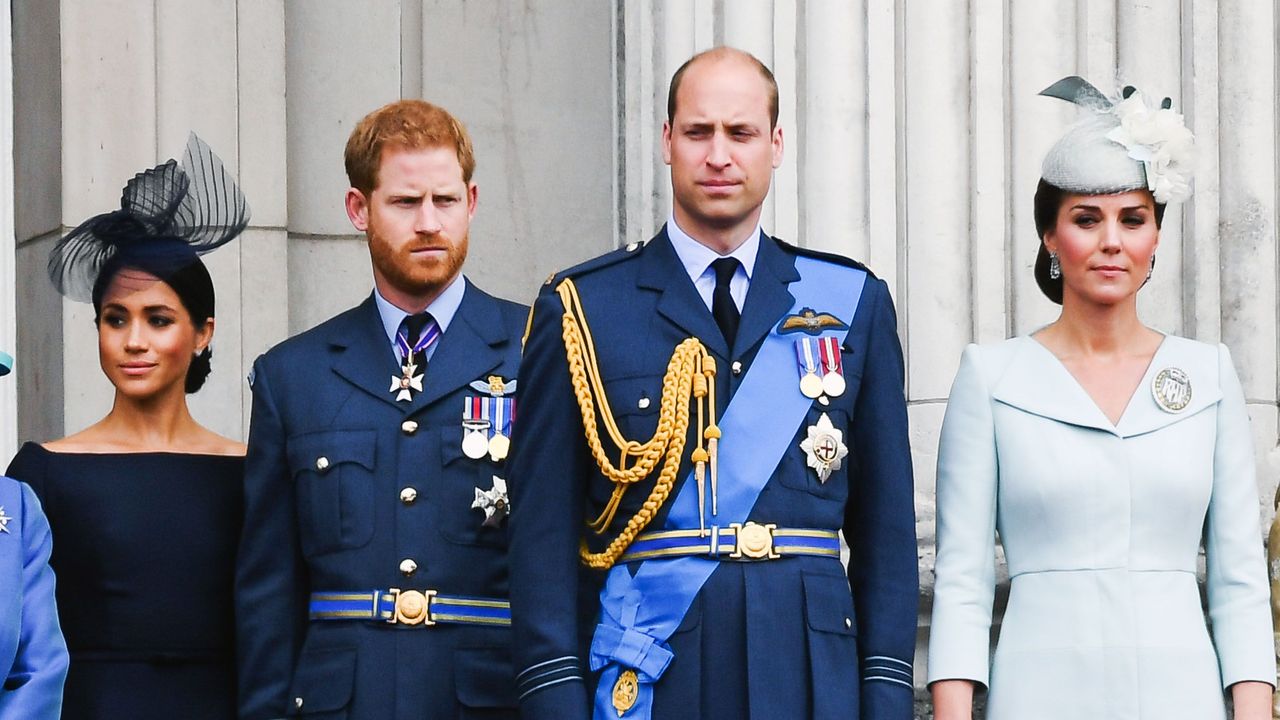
49,133,250,303
49,133,250,393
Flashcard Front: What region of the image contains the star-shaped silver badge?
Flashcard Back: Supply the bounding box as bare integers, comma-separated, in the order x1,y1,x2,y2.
799,413,848,483
0,506,11,534
390,362,424,402
472,476,510,528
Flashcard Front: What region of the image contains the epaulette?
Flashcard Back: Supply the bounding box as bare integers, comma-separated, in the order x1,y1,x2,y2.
540,241,648,291
772,236,877,279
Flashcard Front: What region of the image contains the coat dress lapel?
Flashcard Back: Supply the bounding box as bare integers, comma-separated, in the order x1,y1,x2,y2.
991,335,1223,438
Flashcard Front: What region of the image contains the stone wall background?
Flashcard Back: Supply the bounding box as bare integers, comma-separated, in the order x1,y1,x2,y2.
8,1,1280,714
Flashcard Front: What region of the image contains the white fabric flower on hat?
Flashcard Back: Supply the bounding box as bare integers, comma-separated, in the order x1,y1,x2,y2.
1105,91,1195,204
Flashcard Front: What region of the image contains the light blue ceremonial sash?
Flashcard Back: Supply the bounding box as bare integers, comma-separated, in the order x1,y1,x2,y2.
589,257,867,719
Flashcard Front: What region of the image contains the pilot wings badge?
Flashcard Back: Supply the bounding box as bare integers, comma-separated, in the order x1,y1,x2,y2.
778,307,849,336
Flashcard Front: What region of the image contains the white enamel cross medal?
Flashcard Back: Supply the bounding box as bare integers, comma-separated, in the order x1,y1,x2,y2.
800,413,848,483
390,360,424,402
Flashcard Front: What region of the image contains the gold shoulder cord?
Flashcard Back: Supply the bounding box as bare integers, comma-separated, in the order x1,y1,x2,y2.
556,278,720,570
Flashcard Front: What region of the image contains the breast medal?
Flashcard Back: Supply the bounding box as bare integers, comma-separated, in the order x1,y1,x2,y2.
1151,367,1192,413
472,475,510,527
794,337,824,399
817,335,846,398
799,412,848,483
462,396,492,460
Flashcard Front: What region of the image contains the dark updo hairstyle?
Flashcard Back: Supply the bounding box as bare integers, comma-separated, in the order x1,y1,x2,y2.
1032,179,1167,304
89,236,216,394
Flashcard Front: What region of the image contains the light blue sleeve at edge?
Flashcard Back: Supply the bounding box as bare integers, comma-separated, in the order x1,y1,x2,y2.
0,482,68,720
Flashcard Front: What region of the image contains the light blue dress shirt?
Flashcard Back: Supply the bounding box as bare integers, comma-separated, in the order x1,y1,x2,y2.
373,274,467,362
665,215,760,313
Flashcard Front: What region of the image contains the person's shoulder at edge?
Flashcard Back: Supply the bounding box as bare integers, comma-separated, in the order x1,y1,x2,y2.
538,242,648,296
772,235,878,277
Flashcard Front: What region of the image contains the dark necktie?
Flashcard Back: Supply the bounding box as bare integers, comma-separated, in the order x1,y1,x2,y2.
710,257,741,348
401,312,435,367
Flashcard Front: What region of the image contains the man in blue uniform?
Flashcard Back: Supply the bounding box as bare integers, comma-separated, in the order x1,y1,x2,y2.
237,100,526,719
507,47,918,719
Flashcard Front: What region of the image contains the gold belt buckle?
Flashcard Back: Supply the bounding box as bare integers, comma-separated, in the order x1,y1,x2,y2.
729,522,779,560
388,588,437,626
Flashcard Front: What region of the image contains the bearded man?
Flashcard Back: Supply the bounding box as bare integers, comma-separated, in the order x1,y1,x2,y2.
237,100,526,719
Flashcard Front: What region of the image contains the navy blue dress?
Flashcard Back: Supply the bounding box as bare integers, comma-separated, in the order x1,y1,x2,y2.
6,443,242,720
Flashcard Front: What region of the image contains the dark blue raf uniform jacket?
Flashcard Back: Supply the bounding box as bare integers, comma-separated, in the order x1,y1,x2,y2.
507,231,919,719
237,283,526,720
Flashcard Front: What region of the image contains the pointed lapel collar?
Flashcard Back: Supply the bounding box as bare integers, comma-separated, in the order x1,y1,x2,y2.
412,282,506,411
991,337,1117,434
637,229,730,359
1116,336,1223,438
330,295,408,411
734,234,798,356
992,335,1225,438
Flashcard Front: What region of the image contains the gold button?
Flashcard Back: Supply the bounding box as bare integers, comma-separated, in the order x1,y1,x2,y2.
844,617,852,629
315,456,330,472
731,361,743,375
638,397,650,409
400,487,418,504
399,558,418,576
294,697,304,709
401,420,419,435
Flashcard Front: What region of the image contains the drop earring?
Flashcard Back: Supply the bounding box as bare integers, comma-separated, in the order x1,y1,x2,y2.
1146,254,1155,282
1049,252,1061,280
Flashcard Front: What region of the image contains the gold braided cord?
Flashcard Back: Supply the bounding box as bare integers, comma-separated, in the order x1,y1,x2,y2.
555,278,717,570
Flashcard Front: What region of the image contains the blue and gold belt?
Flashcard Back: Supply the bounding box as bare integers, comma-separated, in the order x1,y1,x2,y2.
618,522,840,563
309,589,511,627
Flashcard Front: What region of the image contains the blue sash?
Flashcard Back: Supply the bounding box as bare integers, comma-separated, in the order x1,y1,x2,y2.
588,257,866,718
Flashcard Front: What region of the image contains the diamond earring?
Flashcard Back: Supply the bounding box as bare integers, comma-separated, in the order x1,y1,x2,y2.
1049,252,1061,280
1146,254,1155,282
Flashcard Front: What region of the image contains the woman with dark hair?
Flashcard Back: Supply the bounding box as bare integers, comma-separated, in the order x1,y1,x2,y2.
6,135,249,720
927,78,1275,719
0,351,69,719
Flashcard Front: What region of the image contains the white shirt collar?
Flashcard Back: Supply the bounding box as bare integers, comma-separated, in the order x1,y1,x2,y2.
665,214,760,284
373,273,467,350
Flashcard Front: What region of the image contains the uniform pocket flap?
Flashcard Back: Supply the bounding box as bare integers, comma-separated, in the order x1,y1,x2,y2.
454,647,519,709
803,571,857,636
288,646,357,715
287,430,376,477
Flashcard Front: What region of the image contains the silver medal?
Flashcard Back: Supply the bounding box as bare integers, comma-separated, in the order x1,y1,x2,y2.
799,412,848,483
1151,367,1192,413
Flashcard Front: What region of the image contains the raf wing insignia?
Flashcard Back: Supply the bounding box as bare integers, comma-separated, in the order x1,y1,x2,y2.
778,307,849,336
0,506,11,534
469,375,517,397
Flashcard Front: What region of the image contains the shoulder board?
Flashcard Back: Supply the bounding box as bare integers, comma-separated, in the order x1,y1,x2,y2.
542,241,647,289
771,236,876,278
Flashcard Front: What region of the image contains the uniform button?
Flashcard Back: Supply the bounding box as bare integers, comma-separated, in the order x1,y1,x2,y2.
314,456,330,472
294,697,304,710
625,242,640,252
637,397,650,409
844,617,852,629
401,420,419,435
731,361,743,375
399,558,418,576
400,487,418,504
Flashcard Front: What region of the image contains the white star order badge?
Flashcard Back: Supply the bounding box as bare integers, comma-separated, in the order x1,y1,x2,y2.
390,361,424,402
472,475,510,528
0,506,11,534
799,412,848,483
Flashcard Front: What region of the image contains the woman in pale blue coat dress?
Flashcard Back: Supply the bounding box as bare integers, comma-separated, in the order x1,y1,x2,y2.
0,352,69,719
928,77,1276,719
